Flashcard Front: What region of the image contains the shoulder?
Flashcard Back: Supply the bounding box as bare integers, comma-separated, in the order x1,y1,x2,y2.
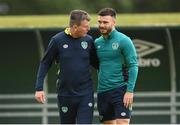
85,34,93,39
94,36,103,45
114,31,132,46
115,31,135,50
52,31,66,43
49,31,70,46
82,35,94,47
84,34,93,42
115,31,130,41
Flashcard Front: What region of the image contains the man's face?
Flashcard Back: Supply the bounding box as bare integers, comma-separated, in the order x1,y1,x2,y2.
76,20,90,37
98,16,115,35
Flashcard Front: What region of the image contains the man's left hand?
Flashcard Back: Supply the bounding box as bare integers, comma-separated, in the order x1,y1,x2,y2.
123,92,134,108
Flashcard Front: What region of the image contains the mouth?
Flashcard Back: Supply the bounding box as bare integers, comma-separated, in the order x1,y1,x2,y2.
99,27,105,30
100,28,106,31
100,29,107,33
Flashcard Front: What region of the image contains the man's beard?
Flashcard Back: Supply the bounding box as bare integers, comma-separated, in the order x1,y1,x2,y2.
99,27,112,35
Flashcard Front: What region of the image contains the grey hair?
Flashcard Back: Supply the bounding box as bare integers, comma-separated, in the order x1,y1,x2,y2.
69,10,90,27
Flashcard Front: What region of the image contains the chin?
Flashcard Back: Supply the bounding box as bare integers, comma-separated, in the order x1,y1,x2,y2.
100,30,107,34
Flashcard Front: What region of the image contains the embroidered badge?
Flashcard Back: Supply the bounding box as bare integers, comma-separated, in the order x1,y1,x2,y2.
112,42,119,50
81,41,88,49
63,44,68,48
61,106,68,113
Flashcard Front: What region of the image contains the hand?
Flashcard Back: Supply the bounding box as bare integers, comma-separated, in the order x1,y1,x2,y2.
123,92,134,108
35,91,46,104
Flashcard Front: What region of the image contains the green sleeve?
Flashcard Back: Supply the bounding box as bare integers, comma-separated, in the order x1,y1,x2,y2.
120,37,138,92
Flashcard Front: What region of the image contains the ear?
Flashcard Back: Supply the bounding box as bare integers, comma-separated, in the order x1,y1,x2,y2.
73,25,78,30
112,18,116,26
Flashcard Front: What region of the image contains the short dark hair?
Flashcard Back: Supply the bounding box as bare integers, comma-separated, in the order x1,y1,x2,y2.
69,10,90,27
98,8,116,18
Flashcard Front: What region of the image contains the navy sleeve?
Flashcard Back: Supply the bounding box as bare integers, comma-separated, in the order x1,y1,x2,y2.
90,41,99,70
35,38,58,91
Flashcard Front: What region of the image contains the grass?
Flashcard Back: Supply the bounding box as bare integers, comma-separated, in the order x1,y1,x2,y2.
0,13,180,28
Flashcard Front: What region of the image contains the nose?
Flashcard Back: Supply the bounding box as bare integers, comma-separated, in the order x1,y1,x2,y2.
99,23,104,28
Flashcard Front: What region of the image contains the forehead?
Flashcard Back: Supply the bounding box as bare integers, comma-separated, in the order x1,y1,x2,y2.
79,20,90,26
98,15,113,22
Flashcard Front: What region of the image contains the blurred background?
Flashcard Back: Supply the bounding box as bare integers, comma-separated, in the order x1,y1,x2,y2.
0,0,180,15
0,0,180,124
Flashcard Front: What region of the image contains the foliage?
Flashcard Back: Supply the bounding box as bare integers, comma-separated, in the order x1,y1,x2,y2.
0,0,180,15
0,13,180,28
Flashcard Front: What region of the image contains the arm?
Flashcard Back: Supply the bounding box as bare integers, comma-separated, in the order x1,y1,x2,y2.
121,37,138,92
90,41,99,70
120,37,138,108
35,38,58,103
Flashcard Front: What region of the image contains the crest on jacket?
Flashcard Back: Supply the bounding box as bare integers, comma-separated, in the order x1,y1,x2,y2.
61,106,68,113
81,41,88,49
112,42,119,50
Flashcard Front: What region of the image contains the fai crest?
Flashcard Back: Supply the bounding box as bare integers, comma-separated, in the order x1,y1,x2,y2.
112,42,119,50
61,106,68,113
81,41,88,49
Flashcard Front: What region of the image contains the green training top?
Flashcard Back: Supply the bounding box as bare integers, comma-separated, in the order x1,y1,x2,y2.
94,29,138,93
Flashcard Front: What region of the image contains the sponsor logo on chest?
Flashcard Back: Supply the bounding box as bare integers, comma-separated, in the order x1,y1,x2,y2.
63,44,68,48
